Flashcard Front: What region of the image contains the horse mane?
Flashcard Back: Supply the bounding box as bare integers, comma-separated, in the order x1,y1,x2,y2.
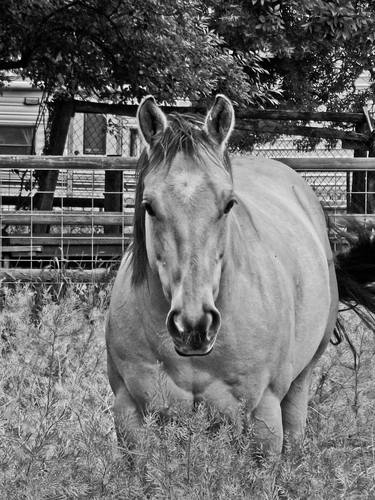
130,112,232,287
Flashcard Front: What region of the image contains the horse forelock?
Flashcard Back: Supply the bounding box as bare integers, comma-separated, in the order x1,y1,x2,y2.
149,113,232,174
130,112,232,287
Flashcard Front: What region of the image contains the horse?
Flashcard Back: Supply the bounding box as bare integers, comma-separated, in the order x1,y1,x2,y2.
105,95,375,454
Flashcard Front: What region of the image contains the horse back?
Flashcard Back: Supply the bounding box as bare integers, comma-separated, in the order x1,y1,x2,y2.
232,156,332,257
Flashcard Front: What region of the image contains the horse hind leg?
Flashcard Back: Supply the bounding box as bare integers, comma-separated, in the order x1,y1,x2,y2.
280,365,312,450
281,280,337,449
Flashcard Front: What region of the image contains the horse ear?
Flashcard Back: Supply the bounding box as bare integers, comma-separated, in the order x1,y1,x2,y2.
204,94,235,148
137,95,167,146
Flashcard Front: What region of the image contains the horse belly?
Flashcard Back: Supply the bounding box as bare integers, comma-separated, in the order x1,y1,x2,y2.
227,219,334,395
292,254,337,375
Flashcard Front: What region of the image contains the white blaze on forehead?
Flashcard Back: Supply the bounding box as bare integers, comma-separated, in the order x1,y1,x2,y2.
171,170,204,201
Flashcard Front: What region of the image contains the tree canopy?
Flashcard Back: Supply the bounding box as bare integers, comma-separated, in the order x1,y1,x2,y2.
209,0,375,111
0,0,374,110
0,0,255,105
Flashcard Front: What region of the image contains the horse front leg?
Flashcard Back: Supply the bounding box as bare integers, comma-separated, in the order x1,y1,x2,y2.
112,384,143,449
107,350,143,449
252,387,283,455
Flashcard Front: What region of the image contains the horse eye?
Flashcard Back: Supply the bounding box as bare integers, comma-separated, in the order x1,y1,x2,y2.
143,202,155,217
224,199,236,215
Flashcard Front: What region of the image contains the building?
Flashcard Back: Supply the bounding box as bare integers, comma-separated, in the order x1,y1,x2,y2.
0,76,140,157
0,77,44,155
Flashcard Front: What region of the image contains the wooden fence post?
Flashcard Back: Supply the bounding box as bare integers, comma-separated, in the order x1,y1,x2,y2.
103,129,138,235
104,169,123,235
129,128,138,157
349,121,368,213
33,99,74,233
366,132,375,213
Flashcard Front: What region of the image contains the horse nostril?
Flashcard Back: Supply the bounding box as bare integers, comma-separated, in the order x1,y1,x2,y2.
206,307,221,337
167,309,183,337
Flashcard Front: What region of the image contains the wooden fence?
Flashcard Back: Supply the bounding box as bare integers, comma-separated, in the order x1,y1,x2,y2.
2,155,375,281
1,156,136,276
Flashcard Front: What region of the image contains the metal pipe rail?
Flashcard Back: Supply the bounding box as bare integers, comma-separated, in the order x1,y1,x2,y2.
279,157,375,172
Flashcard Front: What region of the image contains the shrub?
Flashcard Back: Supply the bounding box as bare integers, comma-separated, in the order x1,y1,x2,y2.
1,285,375,498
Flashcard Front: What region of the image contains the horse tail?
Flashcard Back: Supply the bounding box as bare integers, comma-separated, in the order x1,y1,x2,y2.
332,220,375,343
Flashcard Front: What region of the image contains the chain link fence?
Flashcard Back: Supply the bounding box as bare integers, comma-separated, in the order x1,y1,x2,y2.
61,112,140,210
251,136,352,213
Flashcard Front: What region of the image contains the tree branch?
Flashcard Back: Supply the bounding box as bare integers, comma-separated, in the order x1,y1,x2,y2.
235,119,369,146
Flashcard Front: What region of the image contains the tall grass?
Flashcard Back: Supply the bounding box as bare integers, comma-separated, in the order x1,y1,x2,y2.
1,284,375,499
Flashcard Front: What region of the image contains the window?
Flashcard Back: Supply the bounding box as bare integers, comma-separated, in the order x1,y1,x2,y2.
0,126,34,154
83,114,107,155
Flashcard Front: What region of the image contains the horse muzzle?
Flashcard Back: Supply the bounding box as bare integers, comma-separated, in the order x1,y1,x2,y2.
166,307,221,356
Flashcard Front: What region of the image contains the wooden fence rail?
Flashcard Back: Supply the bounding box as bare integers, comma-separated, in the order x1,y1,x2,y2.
1,211,133,226
0,155,138,170
2,155,375,171
72,99,366,123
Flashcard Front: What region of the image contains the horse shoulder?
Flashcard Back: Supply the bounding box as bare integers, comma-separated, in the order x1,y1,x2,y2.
232,156,330,246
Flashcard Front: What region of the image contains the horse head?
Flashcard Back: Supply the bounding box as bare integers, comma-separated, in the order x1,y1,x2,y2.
133,95,236,356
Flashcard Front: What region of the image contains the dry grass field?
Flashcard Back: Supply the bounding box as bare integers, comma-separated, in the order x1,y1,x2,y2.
1,282,375,499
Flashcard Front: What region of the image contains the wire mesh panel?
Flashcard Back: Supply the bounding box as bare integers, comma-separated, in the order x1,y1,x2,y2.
1,159,369,283
2,114,375,284
0,109,141,282
0,167,134,275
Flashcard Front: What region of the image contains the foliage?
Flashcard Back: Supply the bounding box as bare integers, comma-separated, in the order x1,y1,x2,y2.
1,1,374,110
1,284,375,498
0,0,254,105
209,0,375,111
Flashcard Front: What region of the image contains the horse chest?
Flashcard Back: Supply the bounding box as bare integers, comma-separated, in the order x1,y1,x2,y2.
161,358,258,411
